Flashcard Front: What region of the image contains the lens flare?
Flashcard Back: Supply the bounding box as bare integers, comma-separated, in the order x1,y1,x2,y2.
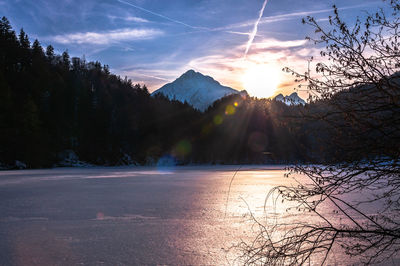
175,140,192,157
214,115,223,125
225,105,236,115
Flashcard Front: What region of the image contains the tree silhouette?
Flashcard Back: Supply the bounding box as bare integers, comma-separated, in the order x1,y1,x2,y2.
241,0,400,264
0,16,322,168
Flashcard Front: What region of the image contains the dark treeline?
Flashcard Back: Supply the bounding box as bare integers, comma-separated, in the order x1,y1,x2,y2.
0,17,201,168
0,17,388,169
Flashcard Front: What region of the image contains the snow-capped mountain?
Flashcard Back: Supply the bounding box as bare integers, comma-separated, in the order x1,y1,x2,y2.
151,70,240,111
274,92,306,106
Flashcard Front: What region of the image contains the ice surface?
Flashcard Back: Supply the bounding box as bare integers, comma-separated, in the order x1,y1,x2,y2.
0,166,395,265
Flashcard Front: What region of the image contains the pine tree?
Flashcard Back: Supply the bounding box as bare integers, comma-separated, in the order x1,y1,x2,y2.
45,45,54,61
62,50,70,68
18,28,30,49
32,39,43,56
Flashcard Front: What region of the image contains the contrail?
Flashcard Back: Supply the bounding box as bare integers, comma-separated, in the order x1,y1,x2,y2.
117,0,271,37
117,0,207,30
219,2,377,32
244,0,268,58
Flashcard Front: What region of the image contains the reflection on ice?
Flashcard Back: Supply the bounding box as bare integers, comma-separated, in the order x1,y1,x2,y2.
0,166,395,265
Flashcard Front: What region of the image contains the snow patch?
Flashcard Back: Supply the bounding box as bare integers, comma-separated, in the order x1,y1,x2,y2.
116,153,138,166
57,150,93,167
15,160,27,169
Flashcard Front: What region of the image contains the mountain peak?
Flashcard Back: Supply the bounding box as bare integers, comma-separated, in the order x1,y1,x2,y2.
180,69,197,78
179,69,216,84
151,70,239,111
274,92,306,106
182,69,196,75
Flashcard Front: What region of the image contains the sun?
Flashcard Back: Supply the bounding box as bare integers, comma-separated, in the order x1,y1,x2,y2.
242,64,282,98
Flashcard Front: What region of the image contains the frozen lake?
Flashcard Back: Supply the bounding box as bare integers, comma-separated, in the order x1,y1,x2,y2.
0,166,398,265
0,166,289,265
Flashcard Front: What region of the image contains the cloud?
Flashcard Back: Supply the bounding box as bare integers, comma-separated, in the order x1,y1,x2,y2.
124,16,149,23
108,15,149,23
245,38,308,51
131,72,171,82
182,37,320,98
224,31,256,36
118,67,181,90
51,28,163,45
115,37,314,93
189,38,311,67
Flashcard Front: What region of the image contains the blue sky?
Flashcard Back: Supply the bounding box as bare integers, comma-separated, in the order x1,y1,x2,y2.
0,0,385,97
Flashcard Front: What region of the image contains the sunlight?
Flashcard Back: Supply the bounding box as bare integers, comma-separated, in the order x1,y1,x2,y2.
241,64,282,98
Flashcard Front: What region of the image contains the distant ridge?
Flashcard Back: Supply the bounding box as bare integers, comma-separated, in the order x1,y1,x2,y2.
274,92,306,105
151,70,240,111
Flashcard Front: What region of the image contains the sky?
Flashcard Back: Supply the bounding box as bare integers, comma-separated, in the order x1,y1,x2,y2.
0,0,386,98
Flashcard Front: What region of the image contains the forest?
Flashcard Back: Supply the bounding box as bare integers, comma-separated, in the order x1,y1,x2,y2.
0,16,395,169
